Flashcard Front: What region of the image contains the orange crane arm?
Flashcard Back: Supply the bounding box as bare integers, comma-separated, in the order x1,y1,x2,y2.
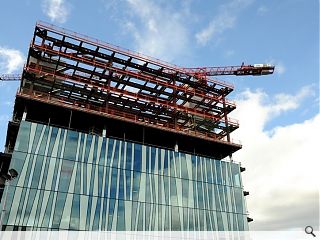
181,63,275,76
0,63,274,82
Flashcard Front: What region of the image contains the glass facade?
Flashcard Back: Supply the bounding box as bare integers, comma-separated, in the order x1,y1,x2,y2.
1,121,248,231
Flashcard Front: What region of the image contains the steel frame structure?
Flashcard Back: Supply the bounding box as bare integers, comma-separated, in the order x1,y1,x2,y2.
19,21,241,145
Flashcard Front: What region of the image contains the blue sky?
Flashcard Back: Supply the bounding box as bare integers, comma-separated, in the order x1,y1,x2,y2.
0,0,319,231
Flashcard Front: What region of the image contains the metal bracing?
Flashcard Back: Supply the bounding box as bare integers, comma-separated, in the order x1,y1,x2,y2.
18,22,242,143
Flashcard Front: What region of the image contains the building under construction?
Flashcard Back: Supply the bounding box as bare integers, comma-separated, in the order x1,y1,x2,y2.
0,21,274,231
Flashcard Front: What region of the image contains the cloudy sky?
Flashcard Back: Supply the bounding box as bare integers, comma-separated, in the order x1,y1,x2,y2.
0,0,319,231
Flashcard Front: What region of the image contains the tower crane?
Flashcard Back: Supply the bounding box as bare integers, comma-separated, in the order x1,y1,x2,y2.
0,74,21,81
0,63,274,82
181,63,275,78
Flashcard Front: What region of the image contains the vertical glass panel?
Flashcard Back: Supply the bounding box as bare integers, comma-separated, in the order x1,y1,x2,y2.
15,121,31,152
101,198,108,230
99,138,107,166
10,152,28,186
110,168,118,199
51,192,67,228
171,206,181,231
225,162,232,186
221,161,227,185
150,203,155,230
111,140,119,168
193,180,197,208
31,155,45,189
214,184,221,211
93,137,99,164
103,167,110,197
145,173,151,203
180,153,188,180
175,152,181,179
216,211,224,231
183,207,188,230
118,169,124,200
43,192,54,228
84,135,93,163
131,201,138,230
132,171,141,201
191,155,196,181
92,197,101,230
170,152,176,178
146,146,150,173
145,203,151,230
188,208,194,231
163,176,169,205
51,158,61,190
137,203,144,230
126,142,132,171
205,158,212,183
196,157,201,181
133,143,142,171
97,165,104,196
215,161,222,184
64,130,78,160
47,127,58,157
158,204,162,230
58,160,74,192
205,211,212,231
237,213,244,230
106,139,114,167
38,125,49,155
163,151,168,176
57,129,66,158
116,200,125,230
194,209,199,231
125,170,131,200
231,163,241,187
170,177,178,206
164,205,170,230
23,154,35,187
207,183,213,210
202,182,209,209
234,188,244,214
150,147,156,174
1,185,16,225
199,209,204,231
232,213,238,231
150,174,156,203
197,181,204,209
107,198,116,230
182,179,188,207
218,185,226,212
210,159,216,184
31,124,43,153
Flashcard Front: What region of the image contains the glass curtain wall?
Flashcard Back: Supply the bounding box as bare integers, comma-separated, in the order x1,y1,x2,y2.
0,121,248,231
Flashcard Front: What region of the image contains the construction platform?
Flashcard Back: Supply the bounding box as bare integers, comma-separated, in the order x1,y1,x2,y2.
6,21,242,159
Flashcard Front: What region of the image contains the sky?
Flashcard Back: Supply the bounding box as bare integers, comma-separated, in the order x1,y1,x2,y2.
0,0,319,232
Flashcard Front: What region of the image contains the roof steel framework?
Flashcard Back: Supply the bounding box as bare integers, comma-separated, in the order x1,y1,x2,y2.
18,21,240,145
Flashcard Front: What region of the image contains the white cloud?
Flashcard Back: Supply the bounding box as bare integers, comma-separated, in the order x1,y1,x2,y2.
224,49,235,58
230,87,319,230
42,0,70,24
257,5,269,15
267,58,286,75
0,47,25,74
122,0,190,61
196,0,253,45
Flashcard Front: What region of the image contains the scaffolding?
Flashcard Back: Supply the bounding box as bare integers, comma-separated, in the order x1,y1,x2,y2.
18,21,241,146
